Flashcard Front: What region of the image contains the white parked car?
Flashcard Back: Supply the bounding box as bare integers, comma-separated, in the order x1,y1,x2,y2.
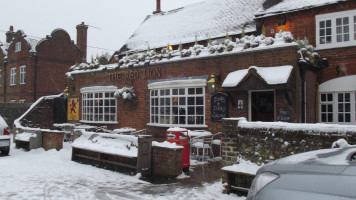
0,116,10,155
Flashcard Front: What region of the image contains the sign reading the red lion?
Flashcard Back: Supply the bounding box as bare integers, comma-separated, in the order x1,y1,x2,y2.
67,98,79,121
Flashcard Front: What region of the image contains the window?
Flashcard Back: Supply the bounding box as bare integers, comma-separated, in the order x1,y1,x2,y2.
316,9,356,49
19,99,25,103
320,93,333,122
10,67,16,86
80,86,117,124
15,42,21,52
320,92,355,124
20,65,26,84
148,79,206,127
9,100,16,103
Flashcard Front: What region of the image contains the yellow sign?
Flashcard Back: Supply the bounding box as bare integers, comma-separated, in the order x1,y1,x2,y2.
67,98,79,121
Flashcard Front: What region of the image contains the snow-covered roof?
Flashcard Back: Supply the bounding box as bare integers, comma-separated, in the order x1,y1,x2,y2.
124,0,265,52
222,65,293,87
26,37,40,52
256,0,348,18
0,40,9,56
68,32,298,77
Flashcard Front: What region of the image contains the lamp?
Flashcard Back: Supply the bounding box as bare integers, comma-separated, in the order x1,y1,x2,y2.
63,86,70,99
207,74,220,94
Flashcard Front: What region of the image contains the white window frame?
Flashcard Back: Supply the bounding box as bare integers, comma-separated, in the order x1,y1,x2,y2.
10,67,16,86
80,86,118,124
19,99,25,103
148,79,207,128
20,65,26,85
15,42,21,52
319,92,355,124
316,9,356,50
319,75,356,124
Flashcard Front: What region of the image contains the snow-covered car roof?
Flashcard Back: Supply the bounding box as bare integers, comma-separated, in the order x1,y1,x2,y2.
256,0,349,18
122,0,265,52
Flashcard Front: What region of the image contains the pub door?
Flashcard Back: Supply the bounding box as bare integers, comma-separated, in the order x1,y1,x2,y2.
251,91,275,122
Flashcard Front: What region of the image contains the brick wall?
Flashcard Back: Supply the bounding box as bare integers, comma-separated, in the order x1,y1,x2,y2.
257,1,356,84
151,146,182,177
0,103,31,129
221,118,356,168
69,44,306,138
20,98,54,129
42,131,64,151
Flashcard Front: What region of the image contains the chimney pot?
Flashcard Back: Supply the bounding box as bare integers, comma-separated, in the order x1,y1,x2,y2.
6,26,15,43
153,0,162,14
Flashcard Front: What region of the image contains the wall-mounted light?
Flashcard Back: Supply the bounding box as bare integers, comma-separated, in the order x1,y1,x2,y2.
168,45,173,51
63,86,70,99
207,74,220,95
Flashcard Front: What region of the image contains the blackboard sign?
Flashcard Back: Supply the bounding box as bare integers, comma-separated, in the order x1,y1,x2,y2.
211,93,228,121
277,107,294,122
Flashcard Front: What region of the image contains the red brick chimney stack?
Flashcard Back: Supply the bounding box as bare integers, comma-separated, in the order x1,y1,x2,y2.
76,22,88,63
6,25,15,43
153,0,162,14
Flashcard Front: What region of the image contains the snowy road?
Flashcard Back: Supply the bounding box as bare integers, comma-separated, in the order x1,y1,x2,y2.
0,141,244,200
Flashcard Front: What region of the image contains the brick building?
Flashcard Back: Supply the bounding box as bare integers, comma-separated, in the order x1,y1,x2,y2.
256,0,356,124
64,0,355,139
0,23,87,103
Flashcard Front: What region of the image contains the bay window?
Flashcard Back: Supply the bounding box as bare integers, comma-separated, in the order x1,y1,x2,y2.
148,78,207,127
80,86,117,124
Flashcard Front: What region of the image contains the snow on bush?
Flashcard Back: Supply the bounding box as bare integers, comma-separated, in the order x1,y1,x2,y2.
114,86,136,100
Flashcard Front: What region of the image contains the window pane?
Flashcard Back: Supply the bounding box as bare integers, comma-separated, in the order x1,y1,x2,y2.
338,93,343,102
322,114,326,122
345,114,350,122
345,93,350,102
328,114,333,122
188,88,195,95
196,97,203,105
179,89,185,95
327,94,333,101
188,97,195,105
179,97,186,105
320,21,325,28
188,107,195,115
328,105,333,112
338,114,344,122
326,20,331,27
173,89,178,95
321,94,326,102
196,88,203,94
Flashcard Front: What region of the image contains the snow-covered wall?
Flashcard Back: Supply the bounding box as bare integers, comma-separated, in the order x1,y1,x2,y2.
221,118,356,167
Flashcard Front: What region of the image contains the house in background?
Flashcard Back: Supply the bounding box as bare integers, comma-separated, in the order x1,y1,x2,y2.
0,22,88,103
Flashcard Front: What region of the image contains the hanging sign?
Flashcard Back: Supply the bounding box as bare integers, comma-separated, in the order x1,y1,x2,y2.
67,98,79,121
276,107,294,123
211,93,228,121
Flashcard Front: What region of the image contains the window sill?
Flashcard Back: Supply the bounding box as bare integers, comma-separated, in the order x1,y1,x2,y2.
316,42,356,50
147,123,208,128
79,120,118,125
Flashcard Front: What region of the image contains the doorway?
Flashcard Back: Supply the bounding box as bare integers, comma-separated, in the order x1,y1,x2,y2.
250,91,275,122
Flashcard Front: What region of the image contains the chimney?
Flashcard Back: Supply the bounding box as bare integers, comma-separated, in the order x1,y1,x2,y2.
6,26,15,43
153,0,162,14
76,22,88,63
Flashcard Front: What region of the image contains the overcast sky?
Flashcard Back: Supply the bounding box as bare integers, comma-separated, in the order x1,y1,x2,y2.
0,0,203,60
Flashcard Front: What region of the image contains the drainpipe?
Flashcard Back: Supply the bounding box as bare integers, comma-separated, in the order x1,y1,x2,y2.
298,58,328,123
33,53,38,102
3,60,7,102
299,62,306,123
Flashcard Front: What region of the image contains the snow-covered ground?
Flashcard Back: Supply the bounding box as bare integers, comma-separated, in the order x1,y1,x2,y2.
0,138,244,200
